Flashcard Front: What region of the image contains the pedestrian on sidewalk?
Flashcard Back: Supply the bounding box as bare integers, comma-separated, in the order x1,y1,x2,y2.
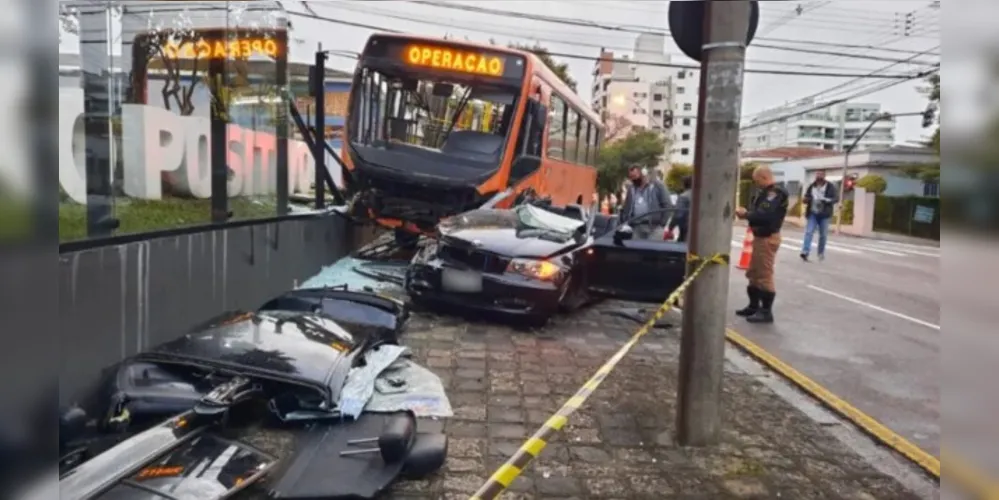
800,171,838,261
668,175,693,242
620,165,674,240
735,165,789,323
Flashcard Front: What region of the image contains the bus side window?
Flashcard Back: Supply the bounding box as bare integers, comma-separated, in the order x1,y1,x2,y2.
514,99,546,158
577,122,590,165
509,100,547,187
564,108,579,162
587,125,600,165
547,96,566,160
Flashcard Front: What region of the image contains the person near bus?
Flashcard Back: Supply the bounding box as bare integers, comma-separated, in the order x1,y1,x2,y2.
668,175,693,242
799,170,838,262
620,165,674,240
735,166,789,324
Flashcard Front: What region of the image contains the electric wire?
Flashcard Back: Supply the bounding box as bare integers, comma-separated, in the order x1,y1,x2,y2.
404,0,939,62
324,1,927,75
291,3,936,78
740,68,938,131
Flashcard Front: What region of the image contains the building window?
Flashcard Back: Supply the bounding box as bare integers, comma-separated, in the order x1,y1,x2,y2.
682,118,691,126
653,110,662,117
680,148,690,156
653,93,663,101
681,133,690,141
676,86,685,94
677,71,686,79
683,103,692,112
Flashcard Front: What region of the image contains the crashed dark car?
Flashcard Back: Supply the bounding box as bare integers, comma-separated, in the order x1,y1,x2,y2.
59,287,446,500
405,200,689,324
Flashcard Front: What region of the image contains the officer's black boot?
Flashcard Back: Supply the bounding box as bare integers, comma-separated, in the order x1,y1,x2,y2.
747,291,775,323
735,286,760,317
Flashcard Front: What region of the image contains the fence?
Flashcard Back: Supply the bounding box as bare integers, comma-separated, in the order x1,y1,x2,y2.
873,195,940,240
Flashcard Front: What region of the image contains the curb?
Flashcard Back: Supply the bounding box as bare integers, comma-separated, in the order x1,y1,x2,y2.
722,328,940,477
725,328,999,499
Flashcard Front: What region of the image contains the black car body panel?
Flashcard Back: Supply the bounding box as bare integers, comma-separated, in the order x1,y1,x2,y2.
140,311,357,405
59,289,446,499
60,417,277,500
585,207,689,303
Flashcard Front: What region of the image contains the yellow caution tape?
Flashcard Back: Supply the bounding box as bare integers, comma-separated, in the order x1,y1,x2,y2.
468,252,729,500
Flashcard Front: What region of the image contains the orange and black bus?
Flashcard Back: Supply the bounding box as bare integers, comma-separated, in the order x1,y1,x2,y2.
343,33,603,236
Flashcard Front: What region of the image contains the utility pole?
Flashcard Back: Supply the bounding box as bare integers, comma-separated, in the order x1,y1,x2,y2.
676,0,751,446
676,0,751,447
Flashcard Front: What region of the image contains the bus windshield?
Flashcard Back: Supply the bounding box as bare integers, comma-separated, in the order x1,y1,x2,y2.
349,65,520,178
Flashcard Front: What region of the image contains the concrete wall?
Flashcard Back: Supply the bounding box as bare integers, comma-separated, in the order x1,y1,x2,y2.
57,213,371,408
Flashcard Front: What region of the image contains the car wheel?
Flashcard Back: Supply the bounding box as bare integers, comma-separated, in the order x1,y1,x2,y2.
558,274,589,313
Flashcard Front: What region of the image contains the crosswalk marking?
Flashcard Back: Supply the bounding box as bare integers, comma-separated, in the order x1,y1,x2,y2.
781,236,903,257
863,242,939,258
780,237,863,255
730,237,939,259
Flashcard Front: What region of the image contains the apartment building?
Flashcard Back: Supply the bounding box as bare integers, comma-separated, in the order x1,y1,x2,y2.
740,99,896,153
591,34,699,167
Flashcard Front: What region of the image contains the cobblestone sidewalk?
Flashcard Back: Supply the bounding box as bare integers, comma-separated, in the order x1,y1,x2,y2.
386,302,928,500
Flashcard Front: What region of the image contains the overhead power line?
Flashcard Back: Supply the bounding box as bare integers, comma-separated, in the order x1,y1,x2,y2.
324,2,923,76
740,68,939,130
285,7,924,80
404,0,939,64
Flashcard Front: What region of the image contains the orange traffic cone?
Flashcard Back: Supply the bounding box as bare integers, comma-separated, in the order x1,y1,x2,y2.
736,227,754,270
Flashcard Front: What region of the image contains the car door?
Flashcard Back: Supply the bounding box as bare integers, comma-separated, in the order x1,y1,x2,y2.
585,208,688,303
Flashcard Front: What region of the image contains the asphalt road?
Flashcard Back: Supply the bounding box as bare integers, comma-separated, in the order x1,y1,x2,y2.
725,225,941,457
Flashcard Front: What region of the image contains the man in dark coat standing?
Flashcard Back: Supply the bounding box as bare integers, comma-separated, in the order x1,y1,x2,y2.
800,171,839,261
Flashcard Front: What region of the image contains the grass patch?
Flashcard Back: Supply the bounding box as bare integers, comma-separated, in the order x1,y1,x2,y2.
59,196,279,242
0,199,33,243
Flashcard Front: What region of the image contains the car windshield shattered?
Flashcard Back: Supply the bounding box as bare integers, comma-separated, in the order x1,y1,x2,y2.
514,205,584,242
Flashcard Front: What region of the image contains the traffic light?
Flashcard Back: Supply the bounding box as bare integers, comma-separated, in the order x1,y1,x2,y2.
843,174,857,192
922,103,937,128
663,110,673,129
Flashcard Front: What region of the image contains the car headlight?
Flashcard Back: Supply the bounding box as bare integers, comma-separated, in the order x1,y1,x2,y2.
505,258,562,281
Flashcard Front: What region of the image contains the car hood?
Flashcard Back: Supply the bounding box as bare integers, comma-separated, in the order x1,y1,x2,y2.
139,311,356,396
442,226,577,259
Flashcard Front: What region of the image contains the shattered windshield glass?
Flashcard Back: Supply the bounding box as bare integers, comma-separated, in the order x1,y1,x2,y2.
514,205,584,240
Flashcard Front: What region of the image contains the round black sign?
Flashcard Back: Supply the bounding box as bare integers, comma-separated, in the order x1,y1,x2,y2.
668,1,760,62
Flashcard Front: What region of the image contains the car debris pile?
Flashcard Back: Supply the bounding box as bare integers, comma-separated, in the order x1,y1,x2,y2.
59,286,451,500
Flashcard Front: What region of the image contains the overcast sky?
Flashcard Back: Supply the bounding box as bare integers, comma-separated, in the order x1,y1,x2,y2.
59,0,942,145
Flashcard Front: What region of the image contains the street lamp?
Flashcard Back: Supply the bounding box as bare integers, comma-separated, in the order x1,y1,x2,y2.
834,111,892,234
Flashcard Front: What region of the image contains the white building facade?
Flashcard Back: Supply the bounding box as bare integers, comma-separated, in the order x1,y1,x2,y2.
591,34,700,168
740,99,897,153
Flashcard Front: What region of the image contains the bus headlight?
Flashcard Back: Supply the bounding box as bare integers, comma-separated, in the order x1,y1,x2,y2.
506,258,562,281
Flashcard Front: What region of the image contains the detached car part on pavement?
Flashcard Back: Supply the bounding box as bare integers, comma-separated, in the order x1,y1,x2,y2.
59,287,447,500
405,199,689,325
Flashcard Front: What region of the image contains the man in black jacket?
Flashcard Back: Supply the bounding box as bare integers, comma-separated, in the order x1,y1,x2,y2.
735,166,789,324
668,175,692,242
800,171,839,262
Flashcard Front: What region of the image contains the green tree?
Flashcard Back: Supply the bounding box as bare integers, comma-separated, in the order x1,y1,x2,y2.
665,163,693,193
739,162,759,181
855,174,887,194
508,43,577,92
924,73,940,154
596,129,666,195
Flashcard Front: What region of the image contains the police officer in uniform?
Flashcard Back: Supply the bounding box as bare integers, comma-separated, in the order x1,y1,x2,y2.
734,166,789,323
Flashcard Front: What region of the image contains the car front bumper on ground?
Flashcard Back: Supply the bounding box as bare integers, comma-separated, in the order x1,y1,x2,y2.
404,256,563,320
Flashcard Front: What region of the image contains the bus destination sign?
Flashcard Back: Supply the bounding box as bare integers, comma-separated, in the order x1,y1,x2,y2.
404,44,506,77
164,37,280,59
